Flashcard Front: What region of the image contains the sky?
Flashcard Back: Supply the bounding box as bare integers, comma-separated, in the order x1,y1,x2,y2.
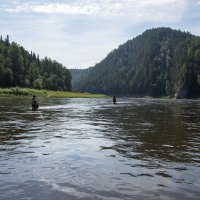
0,0,200,69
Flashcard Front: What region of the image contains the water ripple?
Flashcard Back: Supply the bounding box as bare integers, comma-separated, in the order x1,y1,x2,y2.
0,97,200,199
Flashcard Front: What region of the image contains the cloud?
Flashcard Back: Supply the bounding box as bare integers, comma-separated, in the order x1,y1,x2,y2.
196,0,200,6
0,0,194,68
4,2,100,15
1,1,103,15
1,0,187,22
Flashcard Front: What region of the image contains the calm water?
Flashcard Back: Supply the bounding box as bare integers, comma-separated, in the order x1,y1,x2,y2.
0,97,200,200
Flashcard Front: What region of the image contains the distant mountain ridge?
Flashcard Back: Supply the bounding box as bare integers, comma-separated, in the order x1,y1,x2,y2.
71,27,200,98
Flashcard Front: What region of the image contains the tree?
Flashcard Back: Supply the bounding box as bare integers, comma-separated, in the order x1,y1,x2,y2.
0,35,71,91
3,68,13,86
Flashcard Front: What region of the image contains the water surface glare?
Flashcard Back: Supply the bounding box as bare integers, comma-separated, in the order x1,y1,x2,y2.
0,97,200,200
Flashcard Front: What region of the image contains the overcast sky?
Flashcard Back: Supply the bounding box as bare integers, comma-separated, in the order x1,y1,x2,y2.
0,0,200,69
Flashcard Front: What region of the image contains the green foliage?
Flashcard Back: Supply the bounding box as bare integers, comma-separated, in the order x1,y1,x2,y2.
198,75,200,87
71,27,200,97
0,87,108,98
0,35,71,91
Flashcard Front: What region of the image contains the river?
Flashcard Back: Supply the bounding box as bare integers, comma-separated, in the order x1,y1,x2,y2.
0,97,200,200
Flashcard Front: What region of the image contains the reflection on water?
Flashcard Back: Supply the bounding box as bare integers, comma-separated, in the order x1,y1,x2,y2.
0,97,200,200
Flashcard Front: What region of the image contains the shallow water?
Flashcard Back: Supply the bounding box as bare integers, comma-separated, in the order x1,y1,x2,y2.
0,97,200,200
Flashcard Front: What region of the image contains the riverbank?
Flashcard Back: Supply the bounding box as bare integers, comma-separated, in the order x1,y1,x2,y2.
0,87,108,98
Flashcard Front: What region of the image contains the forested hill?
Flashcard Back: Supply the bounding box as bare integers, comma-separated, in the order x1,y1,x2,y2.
0,35,71,91
71,27,200,98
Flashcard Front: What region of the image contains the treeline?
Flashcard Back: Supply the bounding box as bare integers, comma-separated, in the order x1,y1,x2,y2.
71,68,90,90
0,35,71,91
71,27,200,98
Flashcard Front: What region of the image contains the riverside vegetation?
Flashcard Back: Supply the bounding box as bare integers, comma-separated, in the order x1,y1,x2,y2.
0,35,71,91
0,87,108,98
0,35,107,98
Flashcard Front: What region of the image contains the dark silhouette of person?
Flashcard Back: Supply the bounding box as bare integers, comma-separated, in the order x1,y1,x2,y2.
113,96,116,104
32,95,39,109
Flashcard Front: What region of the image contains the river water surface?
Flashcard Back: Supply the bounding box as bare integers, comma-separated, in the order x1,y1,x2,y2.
0,97,200,200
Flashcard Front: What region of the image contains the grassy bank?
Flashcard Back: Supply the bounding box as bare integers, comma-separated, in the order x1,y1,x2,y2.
0,87,108,98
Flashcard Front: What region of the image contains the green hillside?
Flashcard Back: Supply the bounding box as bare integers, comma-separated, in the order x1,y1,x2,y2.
71,27,200,98
0,35,71,91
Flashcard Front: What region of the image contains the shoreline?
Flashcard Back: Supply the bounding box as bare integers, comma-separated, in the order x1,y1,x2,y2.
0,87,109,98
1,87,199,99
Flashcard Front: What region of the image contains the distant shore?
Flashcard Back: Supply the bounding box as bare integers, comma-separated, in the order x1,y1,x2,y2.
0,87,109,98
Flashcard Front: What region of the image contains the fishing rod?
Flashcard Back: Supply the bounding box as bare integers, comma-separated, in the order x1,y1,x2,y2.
32,94,51,105
36,94,51,105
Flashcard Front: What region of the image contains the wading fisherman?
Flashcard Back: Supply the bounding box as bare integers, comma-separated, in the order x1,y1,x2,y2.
113,96,116,104
32,95,39,109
